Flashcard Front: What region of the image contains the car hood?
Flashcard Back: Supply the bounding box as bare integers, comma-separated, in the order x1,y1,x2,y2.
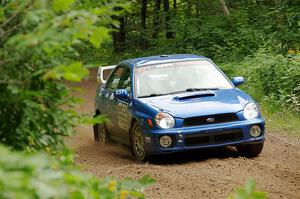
139,89,252,118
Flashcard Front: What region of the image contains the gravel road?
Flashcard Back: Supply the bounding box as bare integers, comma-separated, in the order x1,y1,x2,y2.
68,69,300,199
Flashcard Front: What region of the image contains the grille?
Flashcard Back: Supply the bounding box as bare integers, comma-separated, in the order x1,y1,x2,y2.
184,129,243,146
183,113,239,127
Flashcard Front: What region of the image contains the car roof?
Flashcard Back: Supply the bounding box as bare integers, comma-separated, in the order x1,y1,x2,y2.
120,54,208,68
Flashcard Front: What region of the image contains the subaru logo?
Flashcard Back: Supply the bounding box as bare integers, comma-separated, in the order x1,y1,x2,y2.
206,117,215,123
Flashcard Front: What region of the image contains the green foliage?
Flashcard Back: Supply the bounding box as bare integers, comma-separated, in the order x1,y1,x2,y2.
52,0,76,12
228,179,267,199
262,109,300,137
167,10,264,62
221,52,300,114
93,0,299,64
0,145,154,199
0,0,127,152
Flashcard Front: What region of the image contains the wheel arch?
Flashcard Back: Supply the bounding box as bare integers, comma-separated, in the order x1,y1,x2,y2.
129,117,138,145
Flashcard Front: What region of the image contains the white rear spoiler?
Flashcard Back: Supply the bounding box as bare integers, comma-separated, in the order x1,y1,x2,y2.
97,65,116,84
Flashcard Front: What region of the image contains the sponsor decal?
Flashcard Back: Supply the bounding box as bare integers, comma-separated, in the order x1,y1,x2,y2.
117,102,129,130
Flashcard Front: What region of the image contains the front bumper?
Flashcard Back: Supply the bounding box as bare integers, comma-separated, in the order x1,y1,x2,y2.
143,118,265,155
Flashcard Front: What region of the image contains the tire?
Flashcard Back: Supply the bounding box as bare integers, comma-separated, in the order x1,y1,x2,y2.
93,113,109,144
131,122,148,162
236,142,264,157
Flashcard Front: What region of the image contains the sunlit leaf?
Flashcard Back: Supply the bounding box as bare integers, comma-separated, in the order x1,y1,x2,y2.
52,0,75,12
90,26,110,47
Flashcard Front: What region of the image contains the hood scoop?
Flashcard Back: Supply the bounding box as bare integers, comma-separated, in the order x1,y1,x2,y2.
173,92,215,101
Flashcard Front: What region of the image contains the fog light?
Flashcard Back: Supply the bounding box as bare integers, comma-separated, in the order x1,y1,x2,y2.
250,125,261,138
159,135,172,148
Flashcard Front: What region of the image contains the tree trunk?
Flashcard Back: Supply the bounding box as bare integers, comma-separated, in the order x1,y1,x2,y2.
195,0,201,18
186,0,192,18
140,0,148,49
172,0,177,37
173,0,177,10
141,0,147,30
219,0,230,16
163,0,174,39
173,0,177,20
112,16,126,53
152,0,161,38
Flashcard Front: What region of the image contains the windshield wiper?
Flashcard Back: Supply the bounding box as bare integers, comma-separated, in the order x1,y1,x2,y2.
168,88,219,95
185,88,219,92
138,93,168,98
139,88,220,98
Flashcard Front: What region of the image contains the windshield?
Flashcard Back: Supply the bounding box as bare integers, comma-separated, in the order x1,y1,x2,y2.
135,60,233,98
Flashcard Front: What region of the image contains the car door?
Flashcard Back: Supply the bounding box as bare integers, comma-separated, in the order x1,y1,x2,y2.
100,66,125,139
113,65,132,142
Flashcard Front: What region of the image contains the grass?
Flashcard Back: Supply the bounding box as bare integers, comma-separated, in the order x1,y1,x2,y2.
261,105,300,137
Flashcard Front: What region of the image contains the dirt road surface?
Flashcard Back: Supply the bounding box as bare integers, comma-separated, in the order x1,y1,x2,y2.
68,69,300,199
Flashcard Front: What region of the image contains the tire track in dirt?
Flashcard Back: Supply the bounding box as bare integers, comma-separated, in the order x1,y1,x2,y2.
67,69,300,199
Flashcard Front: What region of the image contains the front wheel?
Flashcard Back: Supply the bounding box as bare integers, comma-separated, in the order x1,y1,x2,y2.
236,143,264,157
131,122,148,162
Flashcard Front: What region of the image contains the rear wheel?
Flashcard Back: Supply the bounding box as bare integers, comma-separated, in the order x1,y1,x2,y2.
131,122,148,162
236,143,264,157
93,113,109,144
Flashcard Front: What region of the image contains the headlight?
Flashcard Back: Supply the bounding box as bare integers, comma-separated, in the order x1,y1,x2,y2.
155,112,175,129
243,102,259,120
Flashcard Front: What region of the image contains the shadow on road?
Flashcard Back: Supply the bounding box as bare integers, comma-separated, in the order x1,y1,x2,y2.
97,142,241,165
148,146,240,165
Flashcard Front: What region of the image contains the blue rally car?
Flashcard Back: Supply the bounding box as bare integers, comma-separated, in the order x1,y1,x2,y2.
93,54,265,161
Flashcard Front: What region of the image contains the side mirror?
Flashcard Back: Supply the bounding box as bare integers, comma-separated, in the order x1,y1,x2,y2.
232,76,245,86
114,89,130,100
